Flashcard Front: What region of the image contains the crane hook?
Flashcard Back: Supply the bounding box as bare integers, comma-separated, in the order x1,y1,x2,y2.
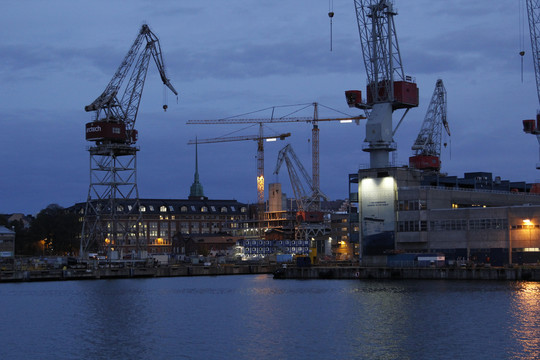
328,0,334,51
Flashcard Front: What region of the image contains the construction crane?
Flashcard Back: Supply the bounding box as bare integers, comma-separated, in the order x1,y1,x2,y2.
274,144,329,221
81,24,178,258
188,102,364,208
409,79,450,172
345,0,419,168
188,126,290,215
523,0,540,170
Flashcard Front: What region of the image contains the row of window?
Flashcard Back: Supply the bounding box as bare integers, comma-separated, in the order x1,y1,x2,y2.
81,204,247,214
243,246,309,254
240,240,310,246
397,200,427,211
397,219,509,232
140,205,247,214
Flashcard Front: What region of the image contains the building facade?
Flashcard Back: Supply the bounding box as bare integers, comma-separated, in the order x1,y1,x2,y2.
0,225,15,258
71,198,249,257
350,167,540,265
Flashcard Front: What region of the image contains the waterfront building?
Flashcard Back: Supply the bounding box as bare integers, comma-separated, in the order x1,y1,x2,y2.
70,198,249,257
0,225,15,258
349,167,540,265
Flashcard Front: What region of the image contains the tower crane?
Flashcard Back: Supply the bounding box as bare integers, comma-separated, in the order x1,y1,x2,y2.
522,0,540,170
81,24,178,258
345,0,419,168
274,144,329,221
409,79,450,172
187,127,290,216
188,102,364,210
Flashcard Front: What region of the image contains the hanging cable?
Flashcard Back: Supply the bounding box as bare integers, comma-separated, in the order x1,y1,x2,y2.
163,85,168,111
520,0,526,83
328,0,334,51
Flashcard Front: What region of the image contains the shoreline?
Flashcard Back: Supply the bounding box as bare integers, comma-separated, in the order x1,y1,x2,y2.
0,263,277,283
3,262,540,282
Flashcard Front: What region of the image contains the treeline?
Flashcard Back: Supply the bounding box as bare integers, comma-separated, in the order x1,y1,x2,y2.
1,204,81,256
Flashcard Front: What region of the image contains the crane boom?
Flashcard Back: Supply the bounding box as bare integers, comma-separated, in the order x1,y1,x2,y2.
409,79,449,172
274,144,328,213
85,24,177,144
522,0,540,170
354,0,405,104
187,115,363,125
527,0,540,106
346,0,418,168
188,133,290,144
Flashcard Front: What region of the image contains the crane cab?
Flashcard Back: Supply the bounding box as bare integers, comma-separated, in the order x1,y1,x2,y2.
85,121,137,143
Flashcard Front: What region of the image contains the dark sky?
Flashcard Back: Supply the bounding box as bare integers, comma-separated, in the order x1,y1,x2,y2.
1,1,538,215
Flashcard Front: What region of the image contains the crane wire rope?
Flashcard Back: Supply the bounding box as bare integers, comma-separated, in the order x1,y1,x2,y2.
329,0,334,51
520,0,526,83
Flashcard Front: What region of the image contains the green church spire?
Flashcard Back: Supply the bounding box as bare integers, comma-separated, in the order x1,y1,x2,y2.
189,138,205,198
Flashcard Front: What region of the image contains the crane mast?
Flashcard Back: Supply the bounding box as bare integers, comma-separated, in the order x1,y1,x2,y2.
409,79,450,172
346,0,418,168
80,24,177,258
523,0,540,169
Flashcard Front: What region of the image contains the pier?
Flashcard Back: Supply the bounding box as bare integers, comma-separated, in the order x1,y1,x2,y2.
273,265,540,281
0,263,277,283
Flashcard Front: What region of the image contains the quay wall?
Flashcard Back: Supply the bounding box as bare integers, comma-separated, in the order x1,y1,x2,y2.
0,264,276,283
4,264,540,282
273,266,540,281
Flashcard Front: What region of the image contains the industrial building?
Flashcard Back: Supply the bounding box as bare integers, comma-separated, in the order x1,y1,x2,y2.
350,167,540,266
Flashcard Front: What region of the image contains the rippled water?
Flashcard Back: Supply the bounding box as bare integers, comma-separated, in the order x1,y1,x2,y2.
1,276,539,359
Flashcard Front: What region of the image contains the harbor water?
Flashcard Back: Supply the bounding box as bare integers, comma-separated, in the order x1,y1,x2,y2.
1,275,539,359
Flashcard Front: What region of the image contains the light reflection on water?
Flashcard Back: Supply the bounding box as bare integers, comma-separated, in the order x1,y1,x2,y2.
0,276,539,360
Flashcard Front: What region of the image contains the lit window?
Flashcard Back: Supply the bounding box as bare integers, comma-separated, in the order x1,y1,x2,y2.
140,205,146,212
201,206,208,213
241,207,247,213
160,206,167,212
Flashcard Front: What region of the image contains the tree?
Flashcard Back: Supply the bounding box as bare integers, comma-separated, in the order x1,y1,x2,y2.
28,204,81,256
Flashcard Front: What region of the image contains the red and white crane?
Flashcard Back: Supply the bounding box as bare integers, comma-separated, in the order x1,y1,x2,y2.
409,79,450,172
345,0,419,168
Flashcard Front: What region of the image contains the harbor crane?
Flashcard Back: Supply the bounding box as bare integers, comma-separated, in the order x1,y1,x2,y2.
409,79,450,172
274,144,329,218
345,0,419,168
187,127,290,216
81,24,178,258
188,102,364,209
274,143,330,241
522,0,540,170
